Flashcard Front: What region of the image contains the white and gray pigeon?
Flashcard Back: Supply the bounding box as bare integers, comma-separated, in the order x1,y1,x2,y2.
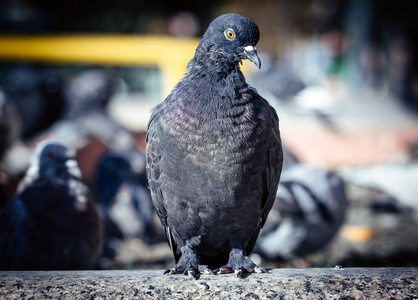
94,148,164,261
48,69,135,150
0,140,103,270
146,13,283,278
255,165,349,261
339,163,418,221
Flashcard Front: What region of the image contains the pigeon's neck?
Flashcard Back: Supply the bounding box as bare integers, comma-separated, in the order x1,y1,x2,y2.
186,50,249,93
166,47,255,120
167,64,254,125
188,45,243,78
183,64,251,107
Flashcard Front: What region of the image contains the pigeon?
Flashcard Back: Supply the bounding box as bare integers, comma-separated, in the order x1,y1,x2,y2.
2,67,65,140
94,149,163,261
0,89,20,160
48,69,135,151
0,68,66,179
255,165,348,261
146,13,283,278
0,140,103,270
339,163,418,221
252,57,305,102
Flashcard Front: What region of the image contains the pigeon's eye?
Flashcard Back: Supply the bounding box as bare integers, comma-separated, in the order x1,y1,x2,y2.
46,152,55,160
224,29,235,41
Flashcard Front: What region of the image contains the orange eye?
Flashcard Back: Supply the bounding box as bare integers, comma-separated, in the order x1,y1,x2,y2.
224,29,235,40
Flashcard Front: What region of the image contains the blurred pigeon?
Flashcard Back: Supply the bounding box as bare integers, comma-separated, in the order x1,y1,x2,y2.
0,140,103,270
0,68,65,179
95,148,163,260
282,144,300,170
0,89,27,206
252,57,305,102
255,165,348,261
146,13,283,278
0,89,20,160
339,163,418,221
48,69,134,150
2,67,65,140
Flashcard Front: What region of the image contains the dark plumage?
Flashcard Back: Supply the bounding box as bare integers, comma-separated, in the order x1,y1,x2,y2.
146,13,283,277
0,141,103,270
0,89,20,160
2,68,65,140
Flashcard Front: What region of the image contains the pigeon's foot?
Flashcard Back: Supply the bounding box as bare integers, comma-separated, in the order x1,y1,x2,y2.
185,266,200,279
163,264,200,279
214,266,234,275
163,268,180,275
253,266,267,273
202,267,216,275
217,248,266,277
213,265,266,277
165,238,203,279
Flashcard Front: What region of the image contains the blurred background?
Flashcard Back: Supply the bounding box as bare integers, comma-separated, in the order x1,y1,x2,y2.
0,0,417,270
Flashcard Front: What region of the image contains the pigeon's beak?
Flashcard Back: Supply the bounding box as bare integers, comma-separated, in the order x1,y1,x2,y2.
66,159,82,179
243,45,261,69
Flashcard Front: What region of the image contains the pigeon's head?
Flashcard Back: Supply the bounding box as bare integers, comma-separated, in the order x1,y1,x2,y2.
196,13,261,69
27,140,82,181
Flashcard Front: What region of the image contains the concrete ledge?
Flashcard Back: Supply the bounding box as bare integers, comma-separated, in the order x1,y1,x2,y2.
1,268,417,299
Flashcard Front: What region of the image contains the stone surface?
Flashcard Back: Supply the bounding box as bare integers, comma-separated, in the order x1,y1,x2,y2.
0,268,417,299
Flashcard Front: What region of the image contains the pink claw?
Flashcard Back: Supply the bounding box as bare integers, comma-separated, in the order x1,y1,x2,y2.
216,267,234,274
253,266,266,273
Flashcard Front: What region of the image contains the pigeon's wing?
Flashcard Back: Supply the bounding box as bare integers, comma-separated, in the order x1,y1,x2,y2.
146,104,180,262
246,100,283,255
260,107,283,227
145,104,166,226
0,197,27,270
